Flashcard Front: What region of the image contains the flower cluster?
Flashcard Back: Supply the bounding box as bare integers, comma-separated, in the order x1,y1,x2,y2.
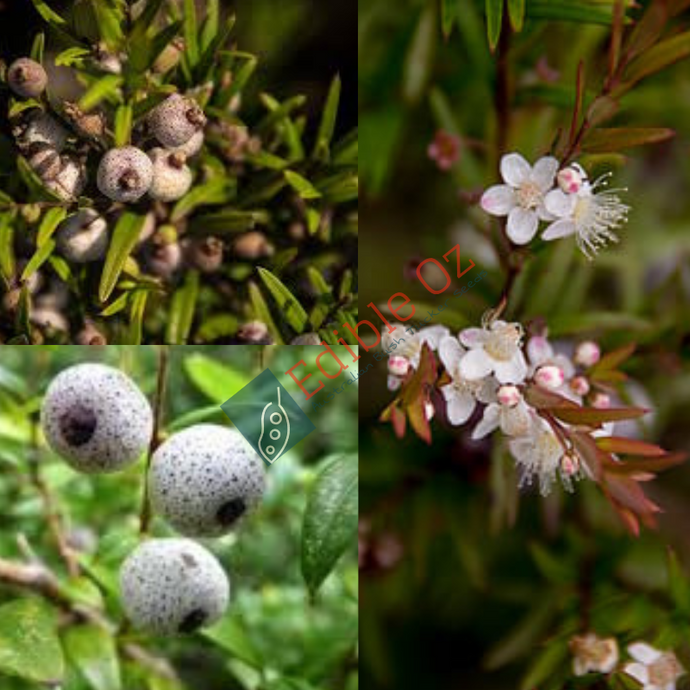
480,153,629,258
380,312,684,532
570,634,685,690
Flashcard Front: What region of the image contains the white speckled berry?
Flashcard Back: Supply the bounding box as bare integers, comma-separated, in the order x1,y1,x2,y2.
21,113,68,152
120,538,229,635
147,148,192,202
56,209,109,263
148,93,206,148
45,156,87,201
8,58,47,99
97,146,153,202
41,363,153,473
149,424,266,537
171,129,204,158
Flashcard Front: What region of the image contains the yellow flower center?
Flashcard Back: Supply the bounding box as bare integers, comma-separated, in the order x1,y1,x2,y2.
485,323,522,361
516,181,542,209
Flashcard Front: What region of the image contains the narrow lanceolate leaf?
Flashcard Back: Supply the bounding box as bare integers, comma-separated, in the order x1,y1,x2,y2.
605,452,688,475
248,282,284,345
127,290,148,345
596,437,666,457
507,0,525,32
301,455,358,596
527,1,622,26
0,214,16,283
63,623,122,690
199,0,220,53
113,104,133,147
551,406,648,426
441,0,458,38
524,385,579,410
284,170,322,199
313,75,341,161
99,212,146,302
306,267,334,330
582,127,675,153
79,75,124,112
183,0,199,67
590,342,636,373
403,3,436,102
29,0,66,26
257,267,308,332
31,32,45,63
0,598,64,684
166,270,199,344
22,239,55,281
485,0,504,52
37,207,67,246
621,31,690,90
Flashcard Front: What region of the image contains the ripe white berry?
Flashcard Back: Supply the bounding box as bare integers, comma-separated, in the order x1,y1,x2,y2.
27,145,61,180
184,236,223,273
290,333,322,345
97,146,153,202
148,93,206,148
41,363,153,473
20,112,69,152
56,209,109,263
8,58,47,99
171,129,204,158
45,155,87,200
149,425,266,537
147,148,192,202
120,538,229,635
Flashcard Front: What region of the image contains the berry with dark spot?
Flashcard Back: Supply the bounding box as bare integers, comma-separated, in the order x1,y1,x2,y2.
97,146,153,202
148,93,206,148
8,58,47,99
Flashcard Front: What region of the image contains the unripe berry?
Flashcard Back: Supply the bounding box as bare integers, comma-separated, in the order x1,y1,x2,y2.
237,321,273,345
56,209,109,263
233,231,274,259
74,320,107,346
97,146,153,202
574,341,601,368
290,332,322,345
120,538,229,635
149,425,266,536
171,129,204,158
45,155,87,200
148,94,206,148
20,112,68,152
41,363,153,473
185,236,223,273
27,145,61,180
30,306,68,333
8,58,47,99
147,148,192,202
147,237,182,279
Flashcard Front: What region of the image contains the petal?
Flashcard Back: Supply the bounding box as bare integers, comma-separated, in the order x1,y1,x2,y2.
526,335,553,366
507,207,539,244
544,188,576,218
531,156,559,190
387,375,402,391
419,326,450,350
471,403,500,439
439,336,465,373
459,348,494,380
500,153,531,187
459,328,488,348
628,643,662,665
476,377,498,404
624,662,650,685
573,658,586,677
494,351,528,384
446,390,476,426
542,218,576,241
480,185,515,216
536,202,557,222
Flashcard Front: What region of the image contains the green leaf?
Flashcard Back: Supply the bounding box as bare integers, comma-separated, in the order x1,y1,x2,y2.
113,104,132,147
166,270,199,344
0,214,16,283
54,46,91,67
313,75,341,161
621,31,690,90
31,32,45,63
184,353,250,403
485,0,504,51
306,267,333,330
527,0,621,26
170,177,236,223
127,290,148,345
196,14,235,82
37,207,67,246
582,127,675,153
302,455,358,596
100,291,130,317
257,267,309,332
63,623,121,690
520,642,569,690
199,0,219,52
189,209,267,235
0,598,64,684
284,170,322,200
30,0,66,26
202,615,263,669
403,4,436,102
195,313,239,342
22,239,55,281
441,0,459,38
507,0,525,31
92,1,124,51
183,0,199,67
79,74,123,112
99,212,146,302
248,281,284,345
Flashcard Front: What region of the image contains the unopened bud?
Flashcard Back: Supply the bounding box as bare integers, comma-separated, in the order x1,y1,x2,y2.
591,392,611,409
497,384,522,407
575,341,600,367
388,356,410,378
560,452,580,477
534,364,565,389
237,320,273,345
570,375,590,396
557,167,584,194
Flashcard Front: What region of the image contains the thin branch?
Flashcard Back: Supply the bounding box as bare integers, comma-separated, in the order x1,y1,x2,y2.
0,557,72,609
139,345,170,535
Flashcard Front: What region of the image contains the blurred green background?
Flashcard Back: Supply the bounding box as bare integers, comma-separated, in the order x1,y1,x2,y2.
0,345,357,690
359,1,690,688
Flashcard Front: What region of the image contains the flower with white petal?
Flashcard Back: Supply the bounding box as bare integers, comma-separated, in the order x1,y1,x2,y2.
542,167,629,259
570,633,619,676
438,336,496,426
472,385,532,440
480,152,559,245
459,319,528,384
527,334,580,402
381,322,450,369
624,642,685,690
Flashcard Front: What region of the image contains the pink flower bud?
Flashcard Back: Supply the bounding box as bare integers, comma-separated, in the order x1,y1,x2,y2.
557,167,584,194
591,392,611,409
387,375,402,392
497,385,522,407
574,341,601,367
570,375,590,396
560,452,580,477
388,355,410,377
534,364,565,389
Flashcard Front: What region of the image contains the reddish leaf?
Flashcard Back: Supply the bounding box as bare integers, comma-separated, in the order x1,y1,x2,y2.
622,1,668,63
581,127,675,154
407,396,431,445
605,452,688,475
390,404,407,439
524,385,579,410
569,60,585,146
571,431,607,481
586,95,620,128
603,474,661,520
608,0,625,78
551,406,648,426
620,31,690,92
590,369,628,384
595,437,666,457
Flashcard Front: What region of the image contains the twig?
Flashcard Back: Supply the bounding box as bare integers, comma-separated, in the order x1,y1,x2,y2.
0,557,72,608
139,345,170,535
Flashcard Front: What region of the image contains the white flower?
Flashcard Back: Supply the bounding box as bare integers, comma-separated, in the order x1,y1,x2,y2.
527,335,580,402
542,168,629,259
480,153,559,245
508,415,577,495
382,322,450,369
459,319,528,384
438,336,496,426
472,385,531,440
570,633,619,676
624,643,685,690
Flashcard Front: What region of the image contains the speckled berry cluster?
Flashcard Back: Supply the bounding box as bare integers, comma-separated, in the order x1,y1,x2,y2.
39,362,267,635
